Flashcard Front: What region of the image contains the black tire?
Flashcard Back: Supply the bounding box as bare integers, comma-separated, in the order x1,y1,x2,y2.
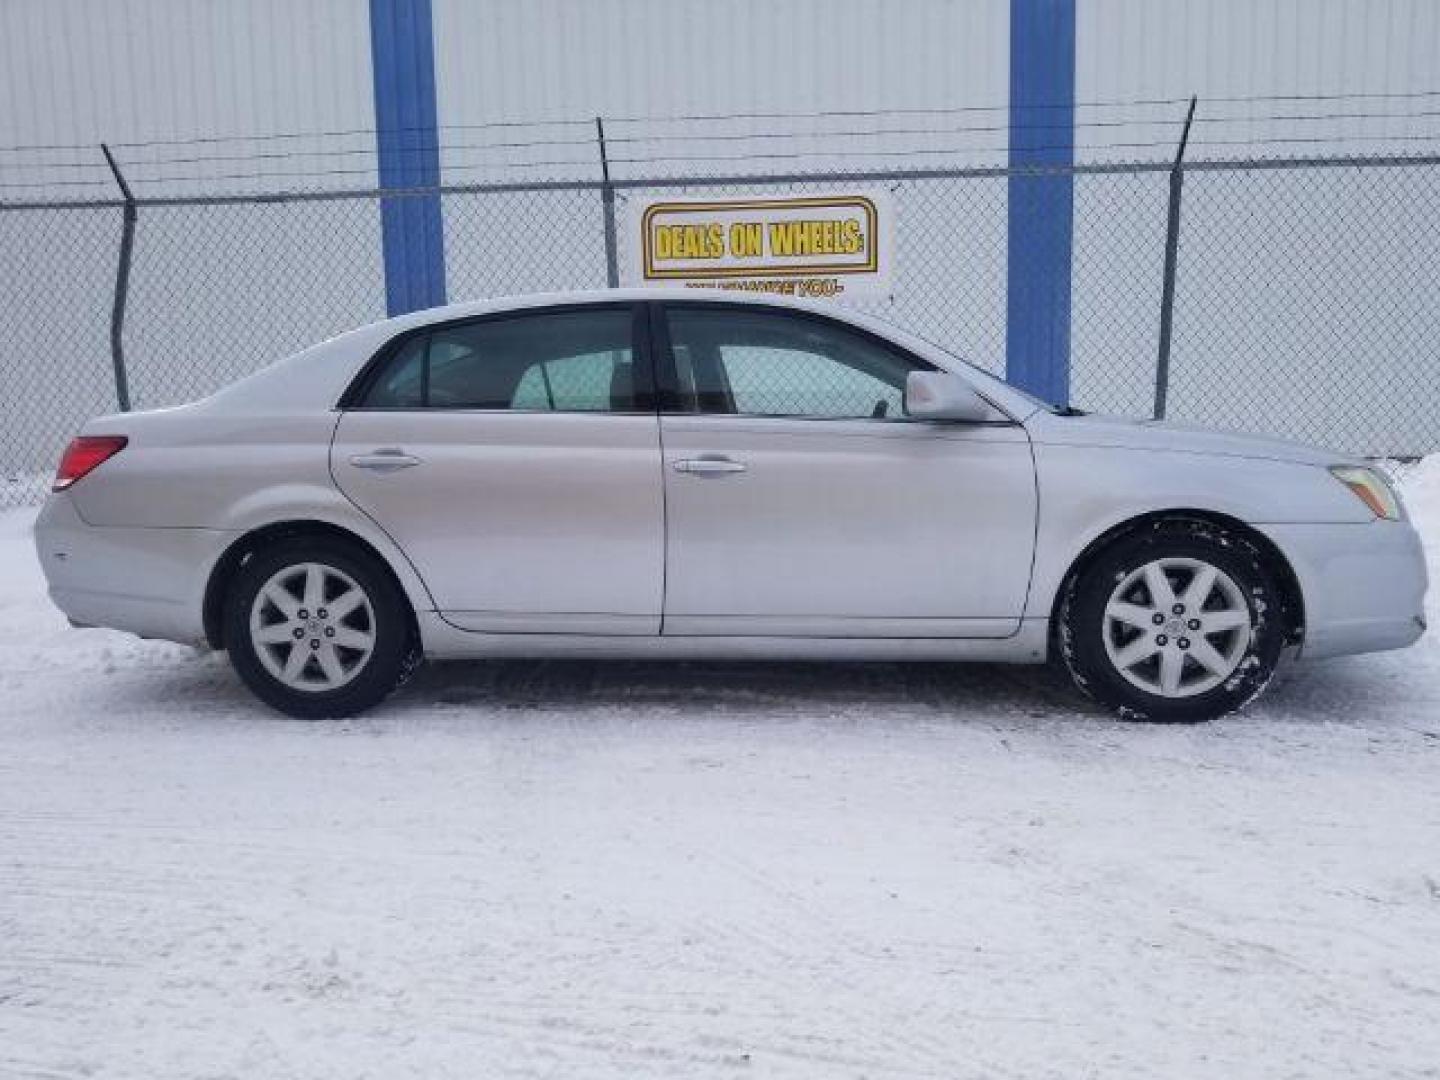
224,536,418,719
1058,519,1286,723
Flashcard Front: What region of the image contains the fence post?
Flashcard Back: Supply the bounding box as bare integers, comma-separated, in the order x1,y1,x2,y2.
1153,96,1197,421
100,143,135,412
595,117,620,288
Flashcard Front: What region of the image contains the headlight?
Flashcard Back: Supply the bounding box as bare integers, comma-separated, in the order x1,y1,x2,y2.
1329,465,1402,520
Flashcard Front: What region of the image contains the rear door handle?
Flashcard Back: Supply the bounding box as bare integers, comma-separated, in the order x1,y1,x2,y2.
673,456,747,476
349,448,422,472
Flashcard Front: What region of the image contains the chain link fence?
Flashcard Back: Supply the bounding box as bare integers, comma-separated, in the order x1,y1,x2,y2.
3,154,1438,507
1167,160,1440,453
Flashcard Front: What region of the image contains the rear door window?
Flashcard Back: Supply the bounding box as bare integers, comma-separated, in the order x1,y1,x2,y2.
357,307,640,412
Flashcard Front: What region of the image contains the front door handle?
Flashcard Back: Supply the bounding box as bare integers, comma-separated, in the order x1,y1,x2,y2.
673,456,747,476
349,448,422,472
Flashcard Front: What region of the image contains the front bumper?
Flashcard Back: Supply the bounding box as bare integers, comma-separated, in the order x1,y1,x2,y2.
34,494,232,647
1258,518,1429,660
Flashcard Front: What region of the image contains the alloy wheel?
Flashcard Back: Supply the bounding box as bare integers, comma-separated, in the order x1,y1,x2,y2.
248,562,376,692
1101,557,1253,698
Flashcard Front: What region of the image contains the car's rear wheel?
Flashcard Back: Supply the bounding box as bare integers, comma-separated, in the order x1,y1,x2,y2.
225,537,416,718
1059,520,1286,722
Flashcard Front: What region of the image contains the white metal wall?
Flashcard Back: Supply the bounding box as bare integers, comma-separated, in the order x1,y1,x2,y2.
3,0,1440,463
0,0,375,196
6,0,1440,189
430,0,1011,304
433,0,1009,182
7,0,1438,144
1077,0,1440,161
1083,0,1440,98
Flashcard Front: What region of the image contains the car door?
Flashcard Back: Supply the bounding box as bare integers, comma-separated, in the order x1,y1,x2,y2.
655,302,1037,638
331,303,664,635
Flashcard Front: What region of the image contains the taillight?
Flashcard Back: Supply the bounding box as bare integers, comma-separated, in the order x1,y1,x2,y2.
53,435,128,492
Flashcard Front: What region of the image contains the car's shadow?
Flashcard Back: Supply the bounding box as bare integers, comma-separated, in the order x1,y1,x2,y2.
387,655,1434,735
402,657,1094,718
88,641,1430,733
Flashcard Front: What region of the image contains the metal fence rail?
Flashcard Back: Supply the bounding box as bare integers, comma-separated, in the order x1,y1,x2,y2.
3,151,1439,507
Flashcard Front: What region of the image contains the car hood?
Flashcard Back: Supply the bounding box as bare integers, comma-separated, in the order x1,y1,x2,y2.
1025,412,1360,468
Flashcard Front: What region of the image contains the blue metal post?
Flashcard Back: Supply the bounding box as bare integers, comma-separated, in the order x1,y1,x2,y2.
370,0,446,315
1006,0,1076,404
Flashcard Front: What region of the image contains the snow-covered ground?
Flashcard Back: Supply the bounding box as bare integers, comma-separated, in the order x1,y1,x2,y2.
2,465,1438,1080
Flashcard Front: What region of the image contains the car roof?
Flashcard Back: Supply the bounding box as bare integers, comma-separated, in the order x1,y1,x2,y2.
380,287,868,331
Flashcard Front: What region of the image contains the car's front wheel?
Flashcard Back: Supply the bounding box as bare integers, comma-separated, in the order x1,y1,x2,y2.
1059,520,1287,722
225,537,416,718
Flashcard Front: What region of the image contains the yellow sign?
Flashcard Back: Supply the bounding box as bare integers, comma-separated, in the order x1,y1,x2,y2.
625,191,891,298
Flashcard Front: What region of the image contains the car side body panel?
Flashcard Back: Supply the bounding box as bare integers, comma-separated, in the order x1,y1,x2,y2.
56,408,440,638
35,494,223,645
1023,441,1375,622
1254,519,1427,659
331,410,665,635
66,409,345,530
1017,434,1426,654
659,414,1036,637
414,610,1053,662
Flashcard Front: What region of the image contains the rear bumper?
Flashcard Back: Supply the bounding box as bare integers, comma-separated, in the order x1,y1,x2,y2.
1258,518,1428,660
33,494,231,647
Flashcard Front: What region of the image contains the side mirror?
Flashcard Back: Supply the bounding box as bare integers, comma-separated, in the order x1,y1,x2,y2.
903,371,991,422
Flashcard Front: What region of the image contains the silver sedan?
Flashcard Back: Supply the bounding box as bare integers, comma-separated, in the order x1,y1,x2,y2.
34,290,1428,720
